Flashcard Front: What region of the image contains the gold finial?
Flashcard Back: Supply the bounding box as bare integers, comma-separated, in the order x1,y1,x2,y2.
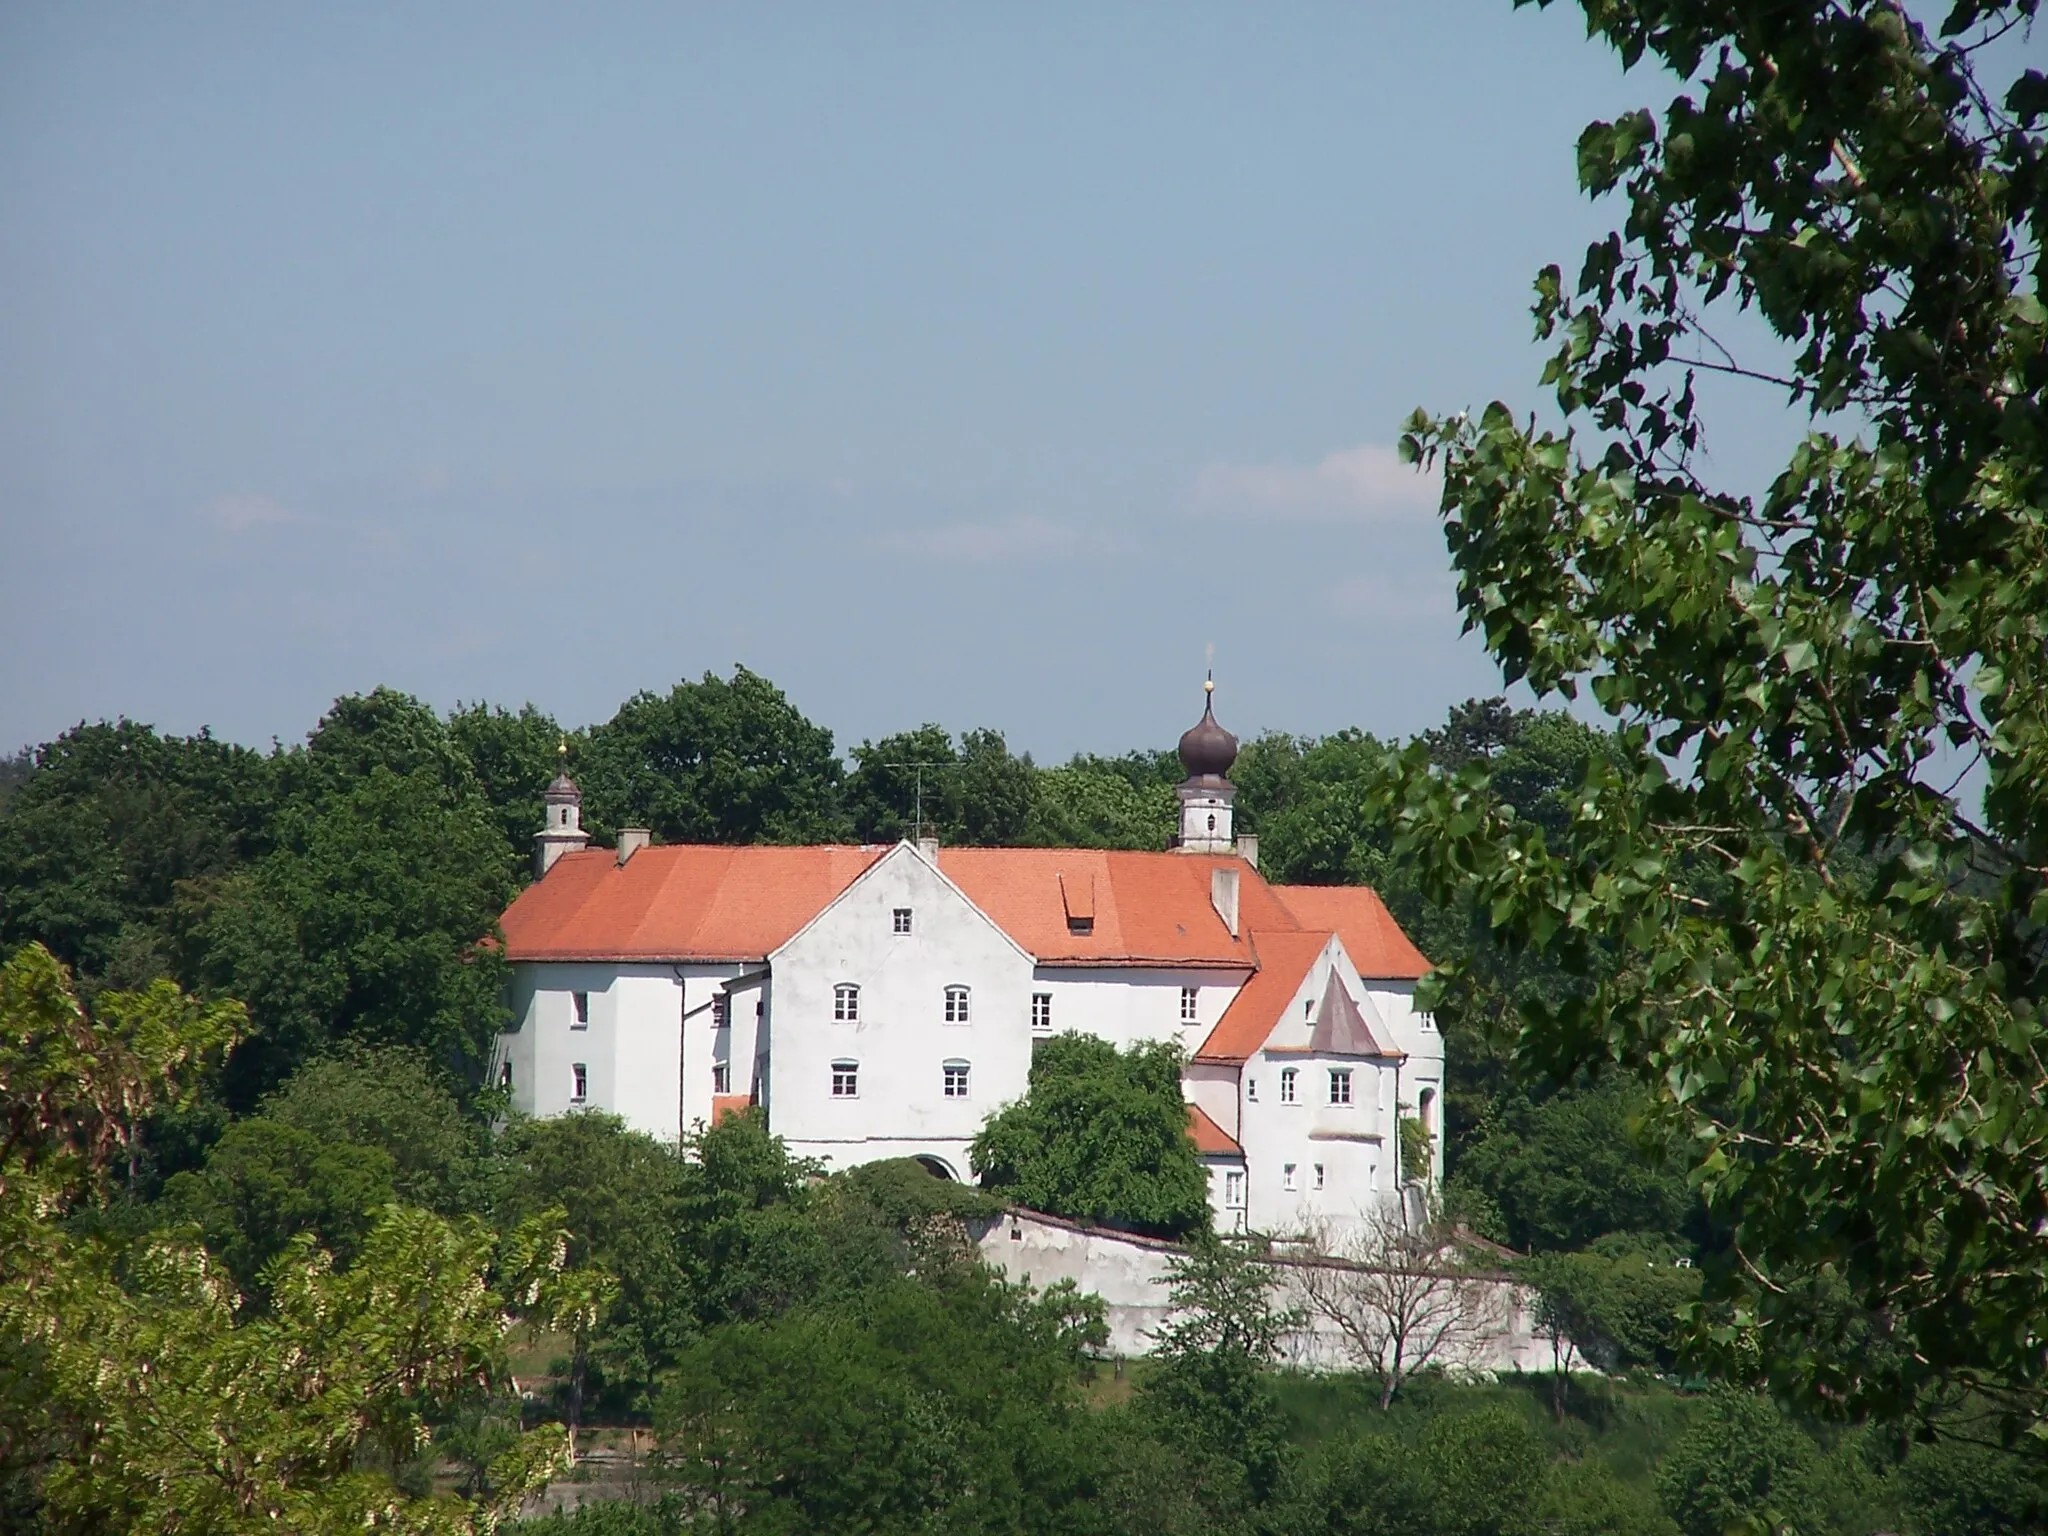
1204,675,1215,695
558,737,569,760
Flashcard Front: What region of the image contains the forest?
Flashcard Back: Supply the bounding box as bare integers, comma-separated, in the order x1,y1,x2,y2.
0,675,2029,1534
7,0,2047,1529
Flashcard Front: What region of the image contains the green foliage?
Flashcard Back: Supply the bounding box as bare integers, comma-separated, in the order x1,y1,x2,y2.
970,1032,1210,1238
846,724,1035,845
1026,763,1176,849
1528,1235,1701,1376
1141,1236,1299,1509
1896,1431,2048,1535
1390,0,2048,1430
161,1118,399,1295
577,667,846,844
0,949,570,1532
201,699,512,1105
0,720,272,992
1450,1082,1691,1253
494,1111,696,1409
447,700,567,883
654,1270,1107,1535
259,1043,486,1214
1655,1390,1824,1536
0,941,243,1200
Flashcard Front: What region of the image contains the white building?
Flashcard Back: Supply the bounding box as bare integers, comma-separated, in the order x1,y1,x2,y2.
491,686,1442,1243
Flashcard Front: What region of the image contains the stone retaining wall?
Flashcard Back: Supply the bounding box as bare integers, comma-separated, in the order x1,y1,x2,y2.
974,1207,1565,1375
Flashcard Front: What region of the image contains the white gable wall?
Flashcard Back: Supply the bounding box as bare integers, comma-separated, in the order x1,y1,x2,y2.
767,846,1033,1178
1030,966,1248,1056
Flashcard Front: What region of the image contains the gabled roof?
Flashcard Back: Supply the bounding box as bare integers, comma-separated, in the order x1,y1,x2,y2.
1308,969,1405,1060
1273,884,1431,979
499,845,889,962
938,848,1288,967
1187,1103,1244,1158
1191,930,1332,1065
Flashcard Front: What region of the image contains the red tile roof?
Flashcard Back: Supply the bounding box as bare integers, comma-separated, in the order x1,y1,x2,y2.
1191,929,1331,1064
499,845,889,962
1187,1103,1244,1158
497,844,1429,1041
1273,884,1431,979
938,848,1292,967
710,1094,752,1125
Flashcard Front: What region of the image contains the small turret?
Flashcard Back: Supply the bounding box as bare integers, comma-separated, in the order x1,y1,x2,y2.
534,741,590,877
1174,675,1239,854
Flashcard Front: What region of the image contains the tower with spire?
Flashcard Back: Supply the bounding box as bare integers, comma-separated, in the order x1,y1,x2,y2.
534,741,590,877
1173,674,1240,854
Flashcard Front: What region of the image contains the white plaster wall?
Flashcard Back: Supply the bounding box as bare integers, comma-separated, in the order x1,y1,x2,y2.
1032,966,1248,1055
977,1209,1555,1373
1240,1053,1392,1246
769,846,1033,1172
497,963,684,1140
676,963,752,1135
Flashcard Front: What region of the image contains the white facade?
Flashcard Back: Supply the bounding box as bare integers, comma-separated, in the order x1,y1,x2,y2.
765,843,1035,1178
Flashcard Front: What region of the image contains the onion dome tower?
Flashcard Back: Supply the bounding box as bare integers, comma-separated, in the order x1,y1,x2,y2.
1174,674,1239,854
534,740,590,877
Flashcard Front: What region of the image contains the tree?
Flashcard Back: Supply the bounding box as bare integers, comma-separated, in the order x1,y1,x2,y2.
161,1118,399,1296
1292,1206,1506,1410
577,668,846,845
1654,1390,1824,1536
259,1043,487,1214
1448,1081,1692,1253
447,700,567,884
1141,1235,1299,1511
0,720,272,992
970,1033,1210,1238
1024,763,1176,849
0,943,571,1532
493,1111,696,1416
654,1271,1108,1535
199,731,512,1104
1384,0,2048,1432
845,725,1035,846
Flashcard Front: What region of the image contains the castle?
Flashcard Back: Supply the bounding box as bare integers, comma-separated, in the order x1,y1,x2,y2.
490,684,1442,1243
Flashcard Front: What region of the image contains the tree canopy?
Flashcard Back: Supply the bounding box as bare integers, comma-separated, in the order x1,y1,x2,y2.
970,1033,1211,1239
1386,0,2048,1437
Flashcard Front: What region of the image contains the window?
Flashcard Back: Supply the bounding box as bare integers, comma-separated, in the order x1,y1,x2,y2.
833,984,860,1023
1329,1069,1353,1105
1224,1170,1245,1208
1313,1162,1326,1190
1303,997,1313,1019
893,907,913,935
1247,1078,1258,1102
712,1061,730,1095
1180,985,1199,1022
1283,1162,1297,1191
572,991,589,1029
1279,1068,1298,1103
499,1059,512,1090
1066,916,1093,936
831,1060,859,1098
1031,992,1052,1031
944,985,971,1024
943,1060,970,1099
571,1062,587,1103
712,994,729,1029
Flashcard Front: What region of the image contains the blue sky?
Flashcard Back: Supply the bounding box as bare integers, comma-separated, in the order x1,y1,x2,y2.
1,2,1799,761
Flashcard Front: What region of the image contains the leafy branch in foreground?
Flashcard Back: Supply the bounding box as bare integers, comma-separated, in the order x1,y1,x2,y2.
0,943,583,1532
1383,0,2048,1440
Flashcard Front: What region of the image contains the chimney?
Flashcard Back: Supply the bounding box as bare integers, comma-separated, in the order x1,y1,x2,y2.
916,835,940,864
1234,834,1259,869
616,828,651,865
1210,865,1240,938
